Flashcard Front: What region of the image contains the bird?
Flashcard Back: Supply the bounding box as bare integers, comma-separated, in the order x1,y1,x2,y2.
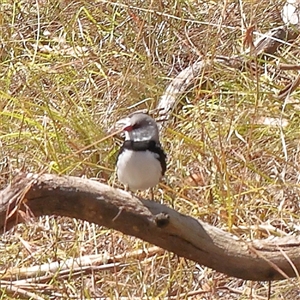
116,112,167,195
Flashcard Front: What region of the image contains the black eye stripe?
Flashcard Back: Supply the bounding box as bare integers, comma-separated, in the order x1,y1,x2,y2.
132,123,141,129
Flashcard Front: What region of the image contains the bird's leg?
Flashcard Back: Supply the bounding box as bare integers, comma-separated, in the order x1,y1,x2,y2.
150,188,154,201
125,185,135,197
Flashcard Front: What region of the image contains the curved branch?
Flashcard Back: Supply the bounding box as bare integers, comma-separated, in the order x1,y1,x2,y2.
1,173,300,281
155,25,299,129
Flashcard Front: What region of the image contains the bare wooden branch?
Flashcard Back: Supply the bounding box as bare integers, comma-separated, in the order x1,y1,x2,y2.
1,173,300,281
155,26,299,130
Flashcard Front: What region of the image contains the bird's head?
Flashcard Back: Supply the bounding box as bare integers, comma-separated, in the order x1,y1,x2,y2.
116,113,160,142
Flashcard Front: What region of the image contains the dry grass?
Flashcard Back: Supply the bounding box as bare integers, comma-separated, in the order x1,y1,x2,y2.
1,0,300,299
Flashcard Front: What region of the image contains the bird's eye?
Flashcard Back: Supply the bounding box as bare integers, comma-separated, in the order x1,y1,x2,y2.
132,123,140,129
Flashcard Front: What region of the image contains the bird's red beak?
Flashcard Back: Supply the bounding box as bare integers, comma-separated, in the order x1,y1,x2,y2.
123,124,133,132
115,117,133,132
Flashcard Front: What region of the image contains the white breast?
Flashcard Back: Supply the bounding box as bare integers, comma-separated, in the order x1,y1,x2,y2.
117,149,162,191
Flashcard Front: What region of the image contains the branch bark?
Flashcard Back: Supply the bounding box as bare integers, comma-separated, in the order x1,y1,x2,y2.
1,173,300,281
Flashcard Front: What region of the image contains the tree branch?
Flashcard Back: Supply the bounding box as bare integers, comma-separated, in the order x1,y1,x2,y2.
1,173,299,281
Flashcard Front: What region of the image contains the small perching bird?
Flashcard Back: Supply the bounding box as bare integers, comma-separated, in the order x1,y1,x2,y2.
116,112,167,193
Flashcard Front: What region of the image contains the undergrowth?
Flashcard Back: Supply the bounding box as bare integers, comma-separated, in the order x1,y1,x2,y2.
1,0,300,299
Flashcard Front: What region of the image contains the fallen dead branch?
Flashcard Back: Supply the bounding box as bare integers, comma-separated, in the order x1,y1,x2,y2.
1,173,300,281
